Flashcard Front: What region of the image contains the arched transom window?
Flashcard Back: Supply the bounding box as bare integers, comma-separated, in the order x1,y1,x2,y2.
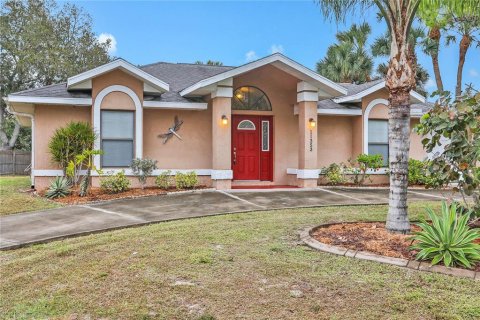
232,86,272,111
237,120,256,130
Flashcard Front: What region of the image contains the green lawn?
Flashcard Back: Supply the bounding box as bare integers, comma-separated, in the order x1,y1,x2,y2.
0,176,61,216
1,201,478,319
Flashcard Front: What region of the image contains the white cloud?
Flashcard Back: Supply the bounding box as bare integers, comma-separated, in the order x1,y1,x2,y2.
469,68,479,77
270,44,284,54
98,33,117,55
245,50,258,62
424,79,436,90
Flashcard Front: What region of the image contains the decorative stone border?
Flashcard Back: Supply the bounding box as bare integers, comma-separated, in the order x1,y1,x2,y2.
299,226,479,280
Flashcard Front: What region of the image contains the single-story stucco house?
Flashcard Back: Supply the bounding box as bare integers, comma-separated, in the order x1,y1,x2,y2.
5,53,429,190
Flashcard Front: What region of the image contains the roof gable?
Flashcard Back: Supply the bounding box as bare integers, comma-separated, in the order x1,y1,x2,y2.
67,59,169,93
180,53,347,98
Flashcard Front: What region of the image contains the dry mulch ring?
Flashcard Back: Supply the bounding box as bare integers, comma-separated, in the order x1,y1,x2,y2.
311,222,480,272
39,186,206,205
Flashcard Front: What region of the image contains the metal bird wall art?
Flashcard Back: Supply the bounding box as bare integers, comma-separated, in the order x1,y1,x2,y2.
158,116,184,144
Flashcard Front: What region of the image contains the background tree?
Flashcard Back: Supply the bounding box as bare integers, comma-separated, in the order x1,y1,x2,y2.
316,22,373,83
446,13,480,97
417,2,448,92
194,60,224,66
417,1,480,95
0,0,112,150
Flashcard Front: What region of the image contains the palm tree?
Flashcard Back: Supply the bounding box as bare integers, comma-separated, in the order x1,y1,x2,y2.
372,26,431,95
317,0,478,234
447,13,480,97
418,2,448,92
316,23,373,83
318,0,423,234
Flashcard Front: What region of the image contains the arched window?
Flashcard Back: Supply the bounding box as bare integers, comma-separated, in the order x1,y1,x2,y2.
232,86,271,111
237,120,256,130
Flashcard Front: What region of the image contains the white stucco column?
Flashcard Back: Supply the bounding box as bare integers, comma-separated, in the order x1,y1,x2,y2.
211,78,233,190
297,81,319,188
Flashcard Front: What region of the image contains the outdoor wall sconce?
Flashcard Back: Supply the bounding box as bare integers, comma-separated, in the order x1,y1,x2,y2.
309,118,316,128
222,115,228,125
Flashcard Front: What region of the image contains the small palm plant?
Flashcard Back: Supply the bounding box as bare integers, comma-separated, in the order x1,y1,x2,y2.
410,202,480,269
45,177,71,199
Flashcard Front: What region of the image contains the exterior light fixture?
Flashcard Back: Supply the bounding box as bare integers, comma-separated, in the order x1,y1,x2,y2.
309,118,316,128
222,115,228,125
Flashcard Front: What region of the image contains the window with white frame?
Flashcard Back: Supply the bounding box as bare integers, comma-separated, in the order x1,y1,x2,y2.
368,119,389,166
101,110,134,167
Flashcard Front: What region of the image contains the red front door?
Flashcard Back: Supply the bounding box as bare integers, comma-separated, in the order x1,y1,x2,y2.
232,115,273,181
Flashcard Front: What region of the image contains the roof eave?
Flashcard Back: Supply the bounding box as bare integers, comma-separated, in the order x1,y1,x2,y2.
333,81,426,104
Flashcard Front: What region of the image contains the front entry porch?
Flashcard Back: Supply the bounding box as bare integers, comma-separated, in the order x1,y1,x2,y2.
209,74,322,190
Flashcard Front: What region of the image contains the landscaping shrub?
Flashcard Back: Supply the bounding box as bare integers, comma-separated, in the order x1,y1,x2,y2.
45,176,71,199
155,170,172,190
130,158,158,189
408,159,440,186
408,159,427,185
349,154,383,185
175,171,198,190
48,122,96,170
100,171,130,194
410,201,480,269
323,163,346,185
66,149,102,196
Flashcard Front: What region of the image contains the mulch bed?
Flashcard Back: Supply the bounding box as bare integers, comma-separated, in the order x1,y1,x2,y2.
38,186,207,205
40,187,167,205
311,222,480,272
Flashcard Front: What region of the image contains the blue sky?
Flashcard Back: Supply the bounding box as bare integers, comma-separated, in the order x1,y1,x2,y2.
75,0,479,97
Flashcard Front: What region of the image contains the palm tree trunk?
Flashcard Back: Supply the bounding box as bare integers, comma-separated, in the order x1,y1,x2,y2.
456,34,471,98
429,27,444,92
386,90,411,234
385,20,416,234
431,54,443,92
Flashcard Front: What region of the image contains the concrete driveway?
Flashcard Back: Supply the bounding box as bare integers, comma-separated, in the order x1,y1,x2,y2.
0,187,454,250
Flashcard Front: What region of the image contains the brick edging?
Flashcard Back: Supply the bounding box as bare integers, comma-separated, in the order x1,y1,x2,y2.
299,226,479,280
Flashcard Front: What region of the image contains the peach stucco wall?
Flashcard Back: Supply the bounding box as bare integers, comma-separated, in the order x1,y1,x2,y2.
34,105,91,171
232,64,298,184
143,108,213,169
317,116,353,167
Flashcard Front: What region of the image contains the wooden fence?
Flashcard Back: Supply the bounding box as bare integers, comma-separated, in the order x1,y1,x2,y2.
0,150,31,175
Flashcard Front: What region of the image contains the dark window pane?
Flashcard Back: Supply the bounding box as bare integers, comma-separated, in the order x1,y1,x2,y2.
368,144,388,166
262,121,269,151
368,120,388,143
102,140,133,167
102,111,134,139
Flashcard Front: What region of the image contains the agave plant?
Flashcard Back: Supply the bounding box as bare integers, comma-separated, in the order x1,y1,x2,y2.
410,202,480,269
45,176,71,199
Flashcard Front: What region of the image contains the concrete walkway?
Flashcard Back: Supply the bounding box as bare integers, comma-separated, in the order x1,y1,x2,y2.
0,188,454,250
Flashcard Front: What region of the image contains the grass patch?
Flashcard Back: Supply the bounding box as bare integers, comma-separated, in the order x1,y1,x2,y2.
1,201,479,319
0,176,61,215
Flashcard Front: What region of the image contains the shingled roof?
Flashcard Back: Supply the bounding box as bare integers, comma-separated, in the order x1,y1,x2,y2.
8,60,429,110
